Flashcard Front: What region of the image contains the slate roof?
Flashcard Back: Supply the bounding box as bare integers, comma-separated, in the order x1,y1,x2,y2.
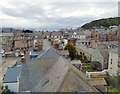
32,57,68,92
51,31,63,36
0,33,14,37
19,48,60,91
2,28,14,33
3,66,21,83
34,32,44,39
43,32,51,36
19,48,100,93
83,30,92,36
75,31,85,35
77,39,90,43
40,48,60,59
76,45,95,55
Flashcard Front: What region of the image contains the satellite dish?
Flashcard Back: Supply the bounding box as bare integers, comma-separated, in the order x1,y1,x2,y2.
1,49,5,54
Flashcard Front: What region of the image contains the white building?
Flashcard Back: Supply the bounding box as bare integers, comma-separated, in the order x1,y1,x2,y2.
3,66,21,92
63,39,68,46
108,49,119,76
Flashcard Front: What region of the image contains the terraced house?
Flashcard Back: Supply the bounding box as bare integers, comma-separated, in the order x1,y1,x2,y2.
108,49,120,76
0,32,14,52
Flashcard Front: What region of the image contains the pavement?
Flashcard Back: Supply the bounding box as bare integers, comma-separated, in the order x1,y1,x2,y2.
43,39,52,51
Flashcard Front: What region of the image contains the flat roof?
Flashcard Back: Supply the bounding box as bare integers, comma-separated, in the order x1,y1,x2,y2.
3,66,21,83
89,78,107,86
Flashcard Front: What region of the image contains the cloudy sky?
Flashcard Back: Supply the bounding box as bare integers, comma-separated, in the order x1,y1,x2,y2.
0,0,119,31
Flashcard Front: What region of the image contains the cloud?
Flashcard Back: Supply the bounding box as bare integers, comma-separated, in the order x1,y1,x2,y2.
0,1,118,31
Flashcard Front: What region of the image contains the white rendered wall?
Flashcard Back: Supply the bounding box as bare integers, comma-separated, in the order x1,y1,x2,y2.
3,81,19,92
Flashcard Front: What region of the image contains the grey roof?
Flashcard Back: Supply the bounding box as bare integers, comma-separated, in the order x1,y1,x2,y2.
83,30,92,36
75,31,85,35
76,45,95,55
19,49,60,91
19,48,99,92
2,28,14,33
0,33,14,37
44,32,51,36
40,48,60,59
77,39,90,43
3,66,21,83
98,49,110,59
31,57,68,92
34,32,44,39
110,48,118,54
98,41,118,45
51,31,63,36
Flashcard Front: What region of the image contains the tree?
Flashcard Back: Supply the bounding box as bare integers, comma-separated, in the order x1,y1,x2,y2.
76,54,81,60
2,85,14,94
82,17,120,29
107,86,119,94
65,42,77,60
91,61,102,71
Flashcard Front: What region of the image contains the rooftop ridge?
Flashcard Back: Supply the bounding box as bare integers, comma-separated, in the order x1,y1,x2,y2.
61,57,101,93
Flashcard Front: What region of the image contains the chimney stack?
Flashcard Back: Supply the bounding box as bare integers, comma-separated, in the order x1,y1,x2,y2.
21,53,26,63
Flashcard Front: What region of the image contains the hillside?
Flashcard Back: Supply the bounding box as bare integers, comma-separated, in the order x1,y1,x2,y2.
82,17,120,29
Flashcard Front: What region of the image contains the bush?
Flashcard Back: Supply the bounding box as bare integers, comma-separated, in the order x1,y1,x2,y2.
82,66,93,72
91,74,102,78
2,85,14,94
91,61,102,71
107,86,119,94
104,76,120,93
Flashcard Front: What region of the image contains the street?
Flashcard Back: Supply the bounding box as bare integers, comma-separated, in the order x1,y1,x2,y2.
43,39,52,51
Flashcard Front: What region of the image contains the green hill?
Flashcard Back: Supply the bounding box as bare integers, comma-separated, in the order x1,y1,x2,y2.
82,17,120,29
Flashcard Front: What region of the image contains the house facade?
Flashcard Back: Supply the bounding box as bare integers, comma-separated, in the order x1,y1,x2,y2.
76,32,86,40
51,31,63,40
76,45,94,61
91,48,109,70
76,40,91,46
14,32,34,50
108,49,119,76
0,33,14,51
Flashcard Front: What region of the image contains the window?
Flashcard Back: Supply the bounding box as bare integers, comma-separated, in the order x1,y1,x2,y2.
118,62,120,68
111,59,112,64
